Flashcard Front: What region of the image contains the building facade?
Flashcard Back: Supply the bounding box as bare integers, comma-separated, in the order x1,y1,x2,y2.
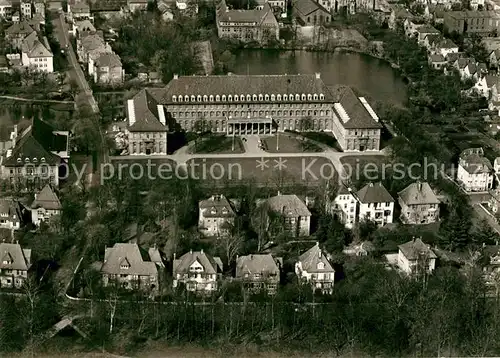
30,184,62,226
0,118,69,189
293,0,332,26
0,243,31,289
216,0,279,43
457,147,494,192
265,194,311,237
173,250,223,293
330,86,382,151
0,199,23,230
21,32,54,73
92,52,124,84
444,11,500,35
397,238,437,275
236,254,282,294
100,243,162,292
356,182,394,226
198,194,235,237
331,185,357,229
398,181,440,225
295,242,335,294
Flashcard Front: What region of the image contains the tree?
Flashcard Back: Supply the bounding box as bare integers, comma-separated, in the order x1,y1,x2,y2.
217,220,245,267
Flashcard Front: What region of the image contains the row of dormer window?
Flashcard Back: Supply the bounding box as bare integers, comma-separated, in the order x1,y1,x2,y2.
172,93,325,103
16,157,46,163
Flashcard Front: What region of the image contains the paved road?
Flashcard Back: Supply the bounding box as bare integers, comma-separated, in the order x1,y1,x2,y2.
0,95,74,104
474,203,500,234
53,12,99,113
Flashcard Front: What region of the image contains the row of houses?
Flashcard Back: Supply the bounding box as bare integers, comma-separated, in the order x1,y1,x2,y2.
0,0,45,22
74,20,124,85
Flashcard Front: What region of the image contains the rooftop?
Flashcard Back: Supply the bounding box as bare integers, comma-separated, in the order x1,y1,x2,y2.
356,182,394,204
236,254,282,277
398,238,437,260
0,243,31,271
398,181,440,206
332,86,383,129
199,194,236,218
101,243,159,276
31,184,62,210
173,250,223,274
298,242,334,273
293,0,330,16
266,194,311,217
127,88,167,132
216,0,275,24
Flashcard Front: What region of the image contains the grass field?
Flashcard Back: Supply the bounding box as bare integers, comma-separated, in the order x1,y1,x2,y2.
262,135,322,153
340,155,388,180
190,135,245,154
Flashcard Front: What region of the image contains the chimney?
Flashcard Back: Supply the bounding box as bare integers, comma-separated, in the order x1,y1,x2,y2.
417,181,422,191
483,242,486,248
127,99,136,126
157,105,166,126
34,193,37,200
318,247,322,258
369,182,374,187
173,253,176,260
189,249,192,254
315,73,321,79
200,249,204,254
173,74,179,80
277,191,281,196
251,254,254,260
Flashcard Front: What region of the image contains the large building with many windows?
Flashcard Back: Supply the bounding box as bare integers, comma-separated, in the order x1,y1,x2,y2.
125,73,383,152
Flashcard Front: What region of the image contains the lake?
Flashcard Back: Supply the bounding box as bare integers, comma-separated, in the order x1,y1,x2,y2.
233,49,408,105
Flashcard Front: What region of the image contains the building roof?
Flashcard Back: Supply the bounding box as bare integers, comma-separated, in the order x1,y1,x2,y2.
425,34,442,46
446,52,463,62
71,2,90,12
31,184,62,210
456,57,475,69
356,182,394,203
2,118,68,167
459,147,493,174
90,0,126,11
217,0,275,24
485,75,499,88
266,194,311,217
417,24,439,34
5,21,34,36
293,0,330,16
95,52,122,68
438,38,458,49
298,242,334,273
173,250,222,274
127,88,167,132
398,181,440,206
0,243,31,271
236,254,282,277
398,238,437,260
162,73,334,102
75,19,96,32
80,34,106,52
0,199,22,222
101,243,158,276
429,53,446,63
199,194,236,218
333,86,383,129
391,4,413,19
22,32,52,58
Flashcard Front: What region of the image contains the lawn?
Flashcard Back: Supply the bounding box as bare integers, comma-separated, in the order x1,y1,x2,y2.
299,131,341,151
184,156,337,187
262,134,322,153
190,134,245,154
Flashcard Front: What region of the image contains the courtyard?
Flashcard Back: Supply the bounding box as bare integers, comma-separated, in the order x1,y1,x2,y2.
189,134,245,154
261,134,322,154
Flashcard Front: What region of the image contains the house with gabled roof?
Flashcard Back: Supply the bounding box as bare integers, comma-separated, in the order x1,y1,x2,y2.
0,199,23,230
330,184,357,229
398,181,440,225
68,1,91,21
457,147,494,192
417,24,440,45
0,242,31,289
99,243,162,292
396,238,436,275
21,31,53,73
295,242,335,294
356,182,394,226
30,184,62,226
0,0,12,20
236,254,282,294
429,53,447,70
0,117,69,189
216,0,279,43
293,0,332,26
173,249,223,292
125,88,167,155
388,4,413,30
91,52,124,84
489,49,500,69
198,194,236,237
474,74,499,98
265,194,311,237
331,85,382,151
5,20,35,49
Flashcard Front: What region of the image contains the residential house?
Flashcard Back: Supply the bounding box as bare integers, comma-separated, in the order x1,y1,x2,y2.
295,242,335,294
445,51,463,64
28,13,45,32
216,0,279,43
356,182,394,226
488,188,500,213
172,249,223,292
398,181,440,225
0,199,23,230
429,4,445,24
404,17,425,38
21,31,53,73
20,0,32,19
0,0,12,20
330,185,357,229
77,33,107,63
423,34,441,51
489,49,500,69
293,0,332,26
388,4,413,30
416,25,440,46
268,0,287,11
444,11,500,36
11,10,19,22
471,0,485,10
455,58,486,81
30,184,62,226
34,0,45,17
127,0,148,11
72,19,96,37
429,53,447,70
68,1,91,21
91,52,123,84
125,88,168,155
481,245,500,290
474,74,499,98
90,0,127,18
0,117,70,189
343,241,375,256
494,156,500,173
457,147,494,191
397,238,437,275
5,21,35,49
198,194,235,237
236,254,282,294
0,243,31,289
330,85,382,151
265,194,311,237
99,243,162,292
434,38,459,58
